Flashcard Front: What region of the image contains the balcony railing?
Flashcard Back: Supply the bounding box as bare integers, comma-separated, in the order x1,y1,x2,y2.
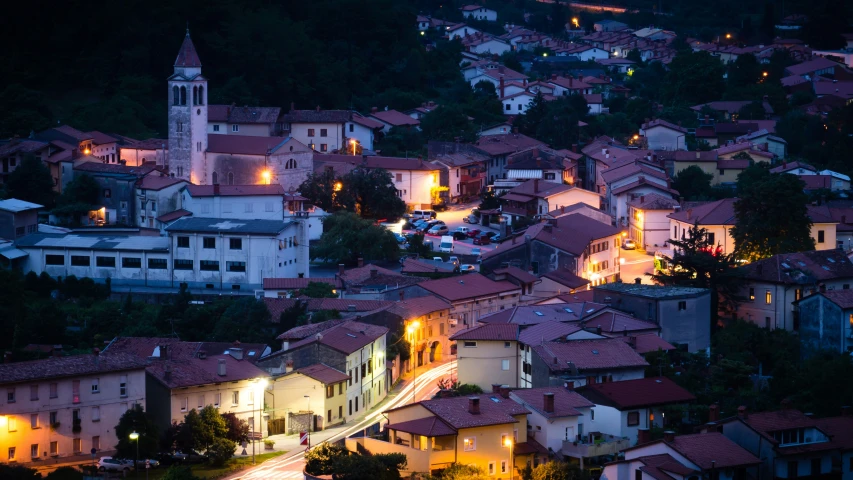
561,435,631,458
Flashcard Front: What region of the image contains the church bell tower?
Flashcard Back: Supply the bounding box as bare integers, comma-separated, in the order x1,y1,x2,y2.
168,30,208,184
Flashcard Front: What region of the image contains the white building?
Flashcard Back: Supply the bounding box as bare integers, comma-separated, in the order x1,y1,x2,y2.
207,105,281,137
0,352,148,463
627,194,679,251
135,176,188,230
640,119,688,151
501,91,538,115
447,24,482,40
280,109,383,153
460,5,497,21
181,184,287,221
509,388,594,454
602,161,674,226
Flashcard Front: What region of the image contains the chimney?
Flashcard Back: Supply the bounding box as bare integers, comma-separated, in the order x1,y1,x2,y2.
370,268,378,278
213,183,220,195
533,178,539,193
316,105,321,112
663,431,675,443
561,206,565,214
737,405,748,419
564,381,574,390
543,393,555,413
468,397,481,414
285,360,294,373
492,384,502,394
536,157,542,168
229,347,243,360
551,74,557,80
499,386,510,399
218,359,227,376
339,263,345,276
164,364,172,381
627,336,637,348
499,76,505,98
637,428,651,444
687,208,693,220
93,348,100,356
571,144,578,153
371,107,378,113
709,404,719,422
357,257,364,268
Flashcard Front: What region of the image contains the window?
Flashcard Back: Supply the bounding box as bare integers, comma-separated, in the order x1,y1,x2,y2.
177,236,190,248
627,411,640,426
203,237,216,249
72,381,80,403
590,409,595,420
749,287,755,301
232,391,239,406
320,144,328,152
73,438,82,453
92,436,100,450
230,238,242,250
119,376,127,397
265,202,274,212
122,257,141,268
49,383,57,399
818,230,825,243
91,379,99,394
200,260,219,271
320,129,328,137
103,189,111,198
180,397,188,412
232,124,239,132
501,359,510,370
463,341,477,348
505,104,511,111
8,447,15,461
489,462,496,475
96,256,115,267
214,393,221,407
349,124,354,132
16,226,24,237
148,258,167,270
518,104,523,111
395,173,403,182
678,301,687,311
213,124,220,132
30,444,37,458
198,395,205,409
45,255,64,266
307,129,315,137
245,203,253,213
765,290,772,304
8,388,15,403
30,385,38,401
50,441,58,456
91,406,100,422
176,122,183,133
174,259,193,270
227,261,246,272
463,437,476,451
31,414,39,429
326,385,334,398
70,256,90,267
707,232,715,245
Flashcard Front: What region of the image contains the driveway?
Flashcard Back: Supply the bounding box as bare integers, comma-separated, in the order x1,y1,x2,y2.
619,247,655,284
433,202,500,256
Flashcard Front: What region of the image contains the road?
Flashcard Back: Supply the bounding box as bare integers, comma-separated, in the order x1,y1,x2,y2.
619,247,655,284
432,202,501,257
227,362,455,480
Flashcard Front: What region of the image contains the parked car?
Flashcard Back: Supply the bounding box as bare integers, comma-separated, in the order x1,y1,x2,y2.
452,231,468,241
471,247,482,258
393,233,407,244
98,457,131,473
417,220,444,233
491,234,504,243
130,458,161,469
427,225,449,236
483,231,497,239
449,256,460,265
459,264,477,272
171,450,206,465
463,214,479,224
473,234,491,245
412,209,437,220
455,226,470,234
622,239,637,250
466,229,482,238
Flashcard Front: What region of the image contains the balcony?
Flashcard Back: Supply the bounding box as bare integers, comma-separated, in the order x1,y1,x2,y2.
561,435,631,458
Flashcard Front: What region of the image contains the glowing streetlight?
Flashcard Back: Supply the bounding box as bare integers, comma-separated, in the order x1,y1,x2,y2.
725,33,732,39
542,52,548,57
420,31,425,36
571,17,579,28
261,170,271,185
504,438,514,479
334,182,343,192
129,432,139,478
762,72,769,77
84,148,91,156
632,134,639,141
407,321,421,404
349,138,357,156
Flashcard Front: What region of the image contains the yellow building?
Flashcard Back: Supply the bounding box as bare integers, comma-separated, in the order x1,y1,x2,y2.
266,364,349,434
388,296,454,370
347,394,547,476
450,324,521,391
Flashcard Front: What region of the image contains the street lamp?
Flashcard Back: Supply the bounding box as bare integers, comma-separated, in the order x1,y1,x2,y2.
504,438,514,480
129,431,139,479
407,321,421,404
304,395,311,449
349,138,357,156
253,378,268,465
261,170,271,185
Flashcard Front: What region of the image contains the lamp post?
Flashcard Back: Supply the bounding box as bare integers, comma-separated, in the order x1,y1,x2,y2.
407,321,420,404
304,395,311,449
504,438,514,480
253,378,268,465
129,431,139,479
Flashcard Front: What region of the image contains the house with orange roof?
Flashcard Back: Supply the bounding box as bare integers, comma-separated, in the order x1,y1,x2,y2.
451,323,520,390
460,5,497,22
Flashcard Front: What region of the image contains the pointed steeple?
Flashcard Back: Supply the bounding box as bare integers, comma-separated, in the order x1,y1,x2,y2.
174,29,202,68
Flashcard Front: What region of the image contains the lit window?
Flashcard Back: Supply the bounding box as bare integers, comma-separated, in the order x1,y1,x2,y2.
749,288,755,301
765,290,772,304
463,437,476,451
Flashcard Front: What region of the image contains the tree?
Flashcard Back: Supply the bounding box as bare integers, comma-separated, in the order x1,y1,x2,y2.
727,54,762,90
45,467,84,480
513,91,550,137
531,461,589,480
0,465,40,480
305,442,348,475
478,190,500,211
626,48,643,64
4,155,56,208
207,437,237,467
406,233,433,257
421,105,477,143
53,174,101,222
221,412,249,443
299,282,338,298
333,453,407,480
672,166,713,200
160,466,202,480
298,170,338,212
737,101,767,121
732,164,814,261
312,212,400,264
437,464,483,480
338,168,406,220
650,223,742,328
114,405,159,460
177,406,228,455
661,51,726,106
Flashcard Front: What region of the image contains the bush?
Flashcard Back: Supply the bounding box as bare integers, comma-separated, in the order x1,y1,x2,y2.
161,466,202,480
45,467,84,480
207,437,237,467
305,442,348,475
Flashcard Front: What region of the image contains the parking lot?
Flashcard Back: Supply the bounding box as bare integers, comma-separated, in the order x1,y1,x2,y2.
405,202,502,257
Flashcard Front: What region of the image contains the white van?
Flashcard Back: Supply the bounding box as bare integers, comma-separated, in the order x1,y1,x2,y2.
440,235,454,253
412,209,437,220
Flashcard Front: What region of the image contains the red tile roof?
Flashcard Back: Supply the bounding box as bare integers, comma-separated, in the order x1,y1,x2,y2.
387,296,451,319
265,298,394,322
296,363,350,384
370,110,421,127
785,57,839,76
275,318,349,341
400,394,530,429
740,249,853,285
263,277,341,290
642,119,687,134
798,175,833,190
493,266,538,284
518,321,583,345
580,310,659,334
541,269,590,290
74,161,159,176
207,134,296,155
600,161,668,185
627,193,679,210
450,323,519,341
418,274,521,302
146,354,268,389
0,352,147,385
106,337,268,362
533,213,622,256
401,258,455,274
637,454,698,478
86,131,119,145
610,178,679,196
666,433,761,469
819,289,853,309
137,175,187,191
388,416,457,437
175,33,202,67
186,184,285,197
283,320,388,355
508,179,576,199
511,387,594,418
668,198,737,225
577,377,694,409
814,416,853,452
532,338,648,371
616,334,676,354
474,133,546,156
208,105,282,124
54,125,92,141
156,209,192,223
770,161,816,174
730,409,822,446
315,154,439,172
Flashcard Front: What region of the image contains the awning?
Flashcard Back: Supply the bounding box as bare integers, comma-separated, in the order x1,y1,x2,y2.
0,248,29,260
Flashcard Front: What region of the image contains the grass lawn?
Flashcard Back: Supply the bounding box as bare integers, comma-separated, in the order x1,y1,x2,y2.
145,451,287,479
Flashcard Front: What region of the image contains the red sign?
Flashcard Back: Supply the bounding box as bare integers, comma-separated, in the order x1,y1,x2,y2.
300,431,309,445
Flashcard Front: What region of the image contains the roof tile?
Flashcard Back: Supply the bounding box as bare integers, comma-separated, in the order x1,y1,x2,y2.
577,377,695,409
